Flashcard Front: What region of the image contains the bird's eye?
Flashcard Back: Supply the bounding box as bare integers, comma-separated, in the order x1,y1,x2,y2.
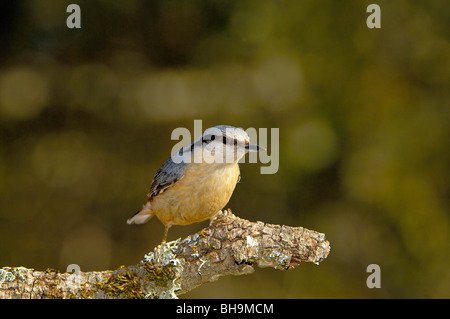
233,139,238,145
202,135,216,144
222,136,227,144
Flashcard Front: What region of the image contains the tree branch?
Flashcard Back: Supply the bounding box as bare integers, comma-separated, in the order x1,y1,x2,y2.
0,209,330,299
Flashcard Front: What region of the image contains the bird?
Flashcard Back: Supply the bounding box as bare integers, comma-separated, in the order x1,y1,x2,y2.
127,125,264,243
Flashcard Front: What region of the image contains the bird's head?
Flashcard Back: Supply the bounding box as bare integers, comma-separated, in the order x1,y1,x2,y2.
184,125,264,164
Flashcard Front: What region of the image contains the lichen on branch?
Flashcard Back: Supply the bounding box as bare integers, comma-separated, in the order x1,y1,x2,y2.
0,209,330,299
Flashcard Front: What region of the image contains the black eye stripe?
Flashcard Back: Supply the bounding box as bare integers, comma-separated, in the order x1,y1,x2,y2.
221,137,239,145
201,135,240,145
202,135,217,144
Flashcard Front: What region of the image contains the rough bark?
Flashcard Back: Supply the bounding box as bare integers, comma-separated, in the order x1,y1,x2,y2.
0,209,330,299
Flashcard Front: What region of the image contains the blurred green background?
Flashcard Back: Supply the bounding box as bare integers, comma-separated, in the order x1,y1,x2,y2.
0,0,448,298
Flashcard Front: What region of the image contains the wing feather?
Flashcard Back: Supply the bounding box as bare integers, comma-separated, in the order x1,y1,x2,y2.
147,157,186,199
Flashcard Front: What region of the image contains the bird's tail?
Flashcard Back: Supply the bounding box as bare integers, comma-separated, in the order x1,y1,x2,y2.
127,201,153,224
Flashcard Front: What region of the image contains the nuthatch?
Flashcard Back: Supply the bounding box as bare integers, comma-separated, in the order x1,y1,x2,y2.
127,125,264,242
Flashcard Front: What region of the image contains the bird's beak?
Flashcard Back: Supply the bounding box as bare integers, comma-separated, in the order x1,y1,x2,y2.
245,142,265,152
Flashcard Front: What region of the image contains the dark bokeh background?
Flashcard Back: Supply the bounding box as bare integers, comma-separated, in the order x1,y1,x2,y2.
0,0,449,298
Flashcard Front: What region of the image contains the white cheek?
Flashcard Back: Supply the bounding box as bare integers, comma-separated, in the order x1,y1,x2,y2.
235,148,248,162
199,142,221,163
223,146,237,163
199,142,247,164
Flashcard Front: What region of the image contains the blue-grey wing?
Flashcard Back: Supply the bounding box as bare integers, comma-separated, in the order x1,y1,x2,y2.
148,156,186,199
